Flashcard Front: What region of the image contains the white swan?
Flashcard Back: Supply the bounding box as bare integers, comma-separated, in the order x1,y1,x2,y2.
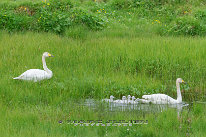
139,78,186,104
113,96,127,104
102,95,115,103
13,52,54,82
130,96,139,104
127,95,131,103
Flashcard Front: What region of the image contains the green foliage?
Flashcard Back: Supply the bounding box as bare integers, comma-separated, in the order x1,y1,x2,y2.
0,0,107,34
36,10,71,34
70,8,107,30
2,0,206,36
166,16,206,36
0,9,32,31
109,0,133,9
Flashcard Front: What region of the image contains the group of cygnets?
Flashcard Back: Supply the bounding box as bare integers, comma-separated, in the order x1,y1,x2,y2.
102,95,140,104
13,52,186,105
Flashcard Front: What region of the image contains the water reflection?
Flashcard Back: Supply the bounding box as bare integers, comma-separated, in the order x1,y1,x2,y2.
83,99,189,114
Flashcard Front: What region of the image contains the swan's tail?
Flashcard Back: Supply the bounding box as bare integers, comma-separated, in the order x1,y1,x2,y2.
13,77,20,80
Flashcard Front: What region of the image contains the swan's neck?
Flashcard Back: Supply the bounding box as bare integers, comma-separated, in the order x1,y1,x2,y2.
42,56,52,74
176,81,182,103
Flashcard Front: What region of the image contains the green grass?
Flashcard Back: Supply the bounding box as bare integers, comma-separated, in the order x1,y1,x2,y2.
0,30,206,136
2,0,206,35
0,31,205,101
0,100,206,136
1,0,206,136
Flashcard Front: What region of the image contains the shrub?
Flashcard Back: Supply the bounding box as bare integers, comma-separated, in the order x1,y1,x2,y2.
167,16,206,36
0,0,107,34
0,10,32,32
36,10,71,34
70,8,107,30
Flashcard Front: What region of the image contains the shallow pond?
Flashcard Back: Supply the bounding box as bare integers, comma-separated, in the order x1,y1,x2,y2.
74,99,191,115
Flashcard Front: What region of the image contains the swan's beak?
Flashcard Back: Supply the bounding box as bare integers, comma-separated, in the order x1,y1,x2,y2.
182,80,187,84
48,53,54,57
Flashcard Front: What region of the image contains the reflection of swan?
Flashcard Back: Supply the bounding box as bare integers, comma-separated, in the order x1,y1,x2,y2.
85,99,189,115
13,52,54,82
140,78,186,104
102,95,115,103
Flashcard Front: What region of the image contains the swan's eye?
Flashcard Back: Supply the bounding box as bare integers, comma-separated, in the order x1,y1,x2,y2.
48,53,51,57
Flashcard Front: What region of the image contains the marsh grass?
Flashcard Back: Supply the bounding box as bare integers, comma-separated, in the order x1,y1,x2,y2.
0,31,205,136
0,31,205,102
0,0,206,136
0,100,205,136
0,18,206,137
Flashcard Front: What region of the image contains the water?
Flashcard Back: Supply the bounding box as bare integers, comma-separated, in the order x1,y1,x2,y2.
81,99,190,114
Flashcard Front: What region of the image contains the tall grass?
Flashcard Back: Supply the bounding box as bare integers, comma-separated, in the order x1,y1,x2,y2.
0,0,206,136
0,31,205,104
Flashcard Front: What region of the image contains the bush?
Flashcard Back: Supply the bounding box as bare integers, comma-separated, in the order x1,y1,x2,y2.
70,8,107,30
167,16,206,36
1,0,206,36
0,10,32,32
0,0,107,34
36,10,71,34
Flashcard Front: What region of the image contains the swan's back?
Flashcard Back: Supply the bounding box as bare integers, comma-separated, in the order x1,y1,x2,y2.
14,69,52,82
142,94,177,104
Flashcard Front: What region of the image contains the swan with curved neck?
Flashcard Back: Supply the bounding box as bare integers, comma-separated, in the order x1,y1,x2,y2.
13,52,54,82
139,78,185,104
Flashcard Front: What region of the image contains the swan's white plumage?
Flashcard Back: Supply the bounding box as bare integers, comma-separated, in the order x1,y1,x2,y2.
140,78,185,104
13,69,52,82
130,96,138,104
13,52,54,82
141,94,178,104
113,96,127,103
127,95,131,103
102,95,115,103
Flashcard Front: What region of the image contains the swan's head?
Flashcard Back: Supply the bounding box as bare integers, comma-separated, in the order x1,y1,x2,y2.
127,95,131,99
177,78,185,84
122,96,126,100
43,52,54,57
132,96,136,100
110,95,115,99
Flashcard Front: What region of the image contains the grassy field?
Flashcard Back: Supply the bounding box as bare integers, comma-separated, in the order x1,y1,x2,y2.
0,31,206,136
1,31,205,100
0,0,206,136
